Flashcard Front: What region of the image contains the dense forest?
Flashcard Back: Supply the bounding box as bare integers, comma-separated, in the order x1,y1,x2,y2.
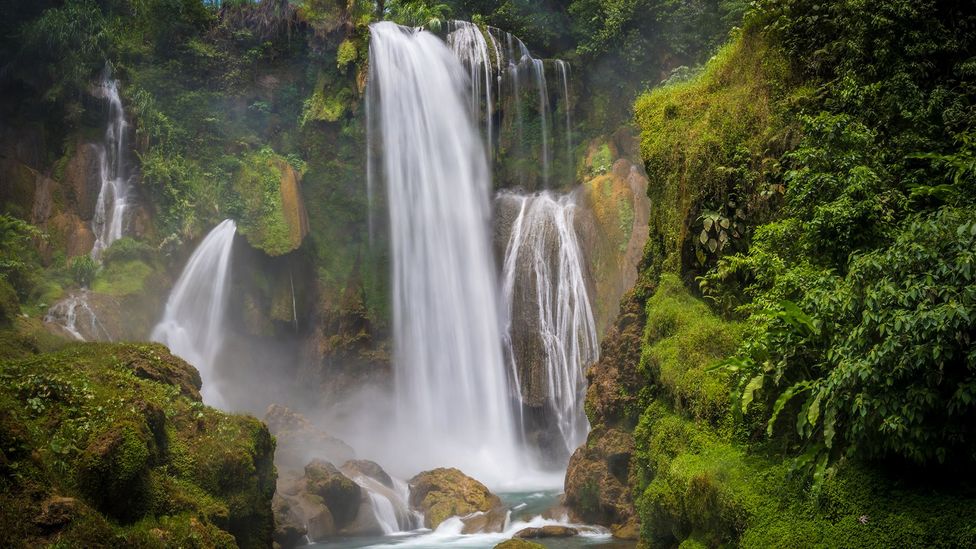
1,0,974,547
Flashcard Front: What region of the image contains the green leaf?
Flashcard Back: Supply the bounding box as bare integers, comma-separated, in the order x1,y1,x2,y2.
768,380,813,437
741,374,764,414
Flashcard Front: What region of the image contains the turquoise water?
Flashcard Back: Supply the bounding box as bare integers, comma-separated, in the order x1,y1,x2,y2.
308,490,635,549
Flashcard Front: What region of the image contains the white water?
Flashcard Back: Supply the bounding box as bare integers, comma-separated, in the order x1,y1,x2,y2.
43,290,112,342
499,191,599,457
367,22,524,486
90,71,133,259
446,21,572,188
151,220,236,406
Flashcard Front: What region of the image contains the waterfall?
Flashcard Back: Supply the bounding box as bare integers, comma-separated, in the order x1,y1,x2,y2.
367,22,522,482
90,70,133,259
151,220,237,406
43,290,112,342
499,191,599,458
445,21,572,188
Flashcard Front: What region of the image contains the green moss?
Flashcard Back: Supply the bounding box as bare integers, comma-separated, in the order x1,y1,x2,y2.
232,147,304,256
0,343,275,547
336,39,357,72
640,274,742,424
634,26,792,276
91,259,152,296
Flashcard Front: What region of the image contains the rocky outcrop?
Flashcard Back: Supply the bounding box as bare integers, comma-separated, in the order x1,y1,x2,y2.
263,404,355,471
408,468,502,529
563,283,651,540
234,149,309,256
63,141,102,222
575,129,650,336
304,459,362,528
341,459,394,489
494,540,545,549
0,343,276,548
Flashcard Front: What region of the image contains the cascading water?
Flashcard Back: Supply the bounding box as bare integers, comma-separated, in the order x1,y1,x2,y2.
445,21,572,188
90,70,133,260
43,290,113,342
151,220,237,406
499,191,599,460
367,22,523,484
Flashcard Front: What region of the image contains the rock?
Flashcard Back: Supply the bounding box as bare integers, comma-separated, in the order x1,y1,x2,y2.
460,505,508,534
564,427,636,538
304,459,362,529
514,525,579,538
63,141,102,222
264,404,355,471
341,459,394,489
272,493,307,549
338,498,384,536
34,496,80,531
118,344,203,401
47,212,96,258
494,540,545,549
409,468,501,529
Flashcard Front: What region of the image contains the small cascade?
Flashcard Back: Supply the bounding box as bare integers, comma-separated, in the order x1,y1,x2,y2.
445,21,573,188
43,290,112,342
90,69,133,259
498,191,599,460
350,474,419,534
367,21,523,482
151,220,237,406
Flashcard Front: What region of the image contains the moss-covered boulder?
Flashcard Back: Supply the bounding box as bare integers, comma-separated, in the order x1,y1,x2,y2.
0,343,276,548
304,459,362,528
408,468,501,529
233,148,310,256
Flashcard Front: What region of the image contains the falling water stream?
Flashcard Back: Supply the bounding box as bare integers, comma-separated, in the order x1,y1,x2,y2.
91,70,133,260
151,219,237,406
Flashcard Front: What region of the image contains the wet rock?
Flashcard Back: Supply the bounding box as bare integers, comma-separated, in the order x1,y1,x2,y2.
494,540,545,549
341,459,394,489
460,505,509,534
47,212,96,258
409,468,501,529
515,525,579,538
338,498,384,536
564,427,636,539
304,459,362,529
263,404,355,471
272,493,307,548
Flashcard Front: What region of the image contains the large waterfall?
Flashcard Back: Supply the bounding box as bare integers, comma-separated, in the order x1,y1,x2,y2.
367,22,522,483
499,192,599,459
90,71,133,259
151,220,237,406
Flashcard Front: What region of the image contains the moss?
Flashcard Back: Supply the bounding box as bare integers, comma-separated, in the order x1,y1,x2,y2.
640,274,742,425
91,259,152,296
0,343,275,547
634,26,793,278
233,147,307,256
0,277,19,326
336,39,357,72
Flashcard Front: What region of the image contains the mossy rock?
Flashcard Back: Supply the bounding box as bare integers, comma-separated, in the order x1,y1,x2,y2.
494,539,545,549
0,343,276,547
304,460,361,529
233,148,309,256
409,467,501,529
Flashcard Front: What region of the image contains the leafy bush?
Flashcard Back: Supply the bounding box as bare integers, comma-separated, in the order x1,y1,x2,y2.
0,215,41,298
68,255,98,288
101,237,155,265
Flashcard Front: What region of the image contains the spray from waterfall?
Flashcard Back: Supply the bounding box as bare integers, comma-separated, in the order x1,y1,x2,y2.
366,22,523,484
499,191,599,459
90,68,133,259
151,220,237,406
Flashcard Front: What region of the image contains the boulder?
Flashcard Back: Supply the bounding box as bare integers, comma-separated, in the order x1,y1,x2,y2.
408,468,501,529
514,525,579,538
263,404,355,471
459,505,508,534
341,459,394,489
272,493,307,548
304,460,362,529
33,496,81,531
494,540,545,549
563,427,637,539
117,344,203,401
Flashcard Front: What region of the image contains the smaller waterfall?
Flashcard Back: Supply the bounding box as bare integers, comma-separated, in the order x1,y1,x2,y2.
151,220,237,406
90,71,133,259
44,290,112,342
499,191,599,458
349,474,419,534
445,21,573,188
